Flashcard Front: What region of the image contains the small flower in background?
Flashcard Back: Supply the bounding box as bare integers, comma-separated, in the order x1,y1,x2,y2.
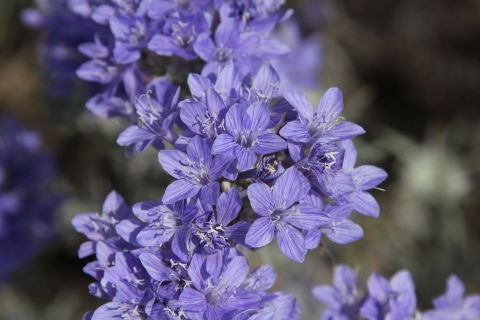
0,117,62,277
422,275,480,320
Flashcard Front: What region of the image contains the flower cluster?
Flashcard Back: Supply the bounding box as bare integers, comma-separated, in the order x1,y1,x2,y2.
313,264,480,320
72,78,387,318
56,0,387,318
0,117,62,277
73,190,300,319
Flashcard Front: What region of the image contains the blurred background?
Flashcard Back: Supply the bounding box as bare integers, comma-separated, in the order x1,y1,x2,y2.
0,0,479,319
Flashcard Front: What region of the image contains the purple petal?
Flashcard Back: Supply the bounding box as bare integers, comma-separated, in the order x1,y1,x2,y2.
232,32,260,58
211,133,236,154
214,19,239,48
390,270,415,293
246,102,270,133
352,165,388,190
205,87,226,116
256,38,290,60
311,285,341,309
117,126,156,147
321,121,366,142
284,90,313,124
252,133,287,154
273,167,302,208
158,150,189,179
340,139,357,171
172,228,189,262
303,229,321,250
115,219,145,246
200,181,220,204
234,146,257,171
287,140,304,162
245,217,275,247
193,36,216,62
187,135,212,168
215,64,242,100
301,190,323,208
366,273,390,303
78,241,96,258
187,254,208,289
333,264,358,295
179,288,207,314
341,191,380,218
225,103,251,135
188,73,212,101
179,100,207,135
216,188,242,226
279,121,310,143
223,221,251,247
315,87,344,119
139,253,173,281
287,203,328,229
163,180,201,204
276,223,307,262
136,225,173,246
220,256,249,287
322,220,363,244
433,275,465,309
248,182,275,217
102,190,128,220
147,34,176,56
323,203,355,222
210,154,236,180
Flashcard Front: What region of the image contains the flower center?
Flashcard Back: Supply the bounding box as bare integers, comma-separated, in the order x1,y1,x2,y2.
214,46,232,63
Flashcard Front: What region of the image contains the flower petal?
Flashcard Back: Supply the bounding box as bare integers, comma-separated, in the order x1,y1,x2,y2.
245,217,275,247
163,180,201,204
276,223,306,263
248,182,274,217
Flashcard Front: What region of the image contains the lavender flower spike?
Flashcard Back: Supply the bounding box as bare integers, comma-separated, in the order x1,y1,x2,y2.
212,102,287,171
245,167,328,262
158,135,235,204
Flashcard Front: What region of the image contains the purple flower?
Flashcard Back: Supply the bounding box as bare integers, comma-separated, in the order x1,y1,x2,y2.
211,102,287,171
71,190,135,258
179,253,261,319
279,88,365,161
148,0,213,19
133,199,198,261
294,141,351,197
207,188,252,247
85,63,145,120
194,18,259,78
158,135,235,204
245,167,327,262
301,191,362,247
312,264,361,320
187,63,244,107
110,12,154,63
337,140,388,218
422,275,480,320
148,12,210,60
179,87,228,145
76,36,120,84
360,270,417,320
117,77,180,152
139,252,192,300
